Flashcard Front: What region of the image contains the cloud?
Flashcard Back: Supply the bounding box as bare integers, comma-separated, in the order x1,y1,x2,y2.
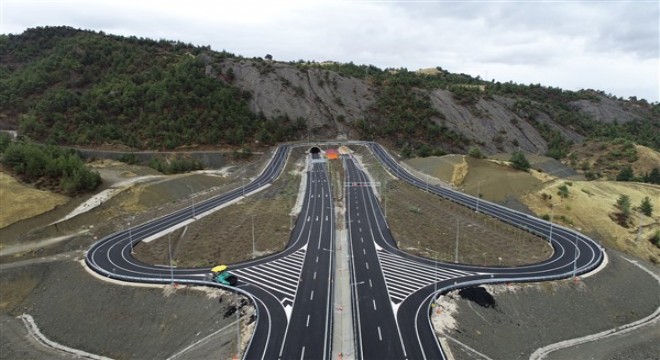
1,0,658,102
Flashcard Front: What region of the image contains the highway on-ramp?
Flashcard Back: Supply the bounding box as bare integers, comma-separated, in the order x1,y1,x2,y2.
85,141,604,359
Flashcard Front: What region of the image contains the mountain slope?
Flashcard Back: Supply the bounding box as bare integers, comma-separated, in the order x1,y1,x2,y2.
1,26,658,155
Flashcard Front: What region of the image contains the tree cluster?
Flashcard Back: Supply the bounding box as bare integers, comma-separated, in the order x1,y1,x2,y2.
1,140,101,195
2,26,657,159
148,156,202,174
509,151,531,171
1,26,305,150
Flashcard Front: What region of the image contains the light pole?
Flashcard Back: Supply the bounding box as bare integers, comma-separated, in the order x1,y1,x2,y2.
168,233,174,284
573,232,579,279
236,292,241,358
251,215,256,259
548,206,554,248
455,219,460,263
425,248,439,294
186,185,195,218
242,177,247,197
128,216,135,255
476,180,485,213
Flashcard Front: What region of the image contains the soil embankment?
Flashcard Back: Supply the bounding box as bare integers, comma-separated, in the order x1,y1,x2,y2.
436,252,660,360
0,258,246,359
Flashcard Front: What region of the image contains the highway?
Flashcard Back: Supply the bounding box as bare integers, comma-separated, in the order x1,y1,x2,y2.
363,143,604,359
85,141,604,359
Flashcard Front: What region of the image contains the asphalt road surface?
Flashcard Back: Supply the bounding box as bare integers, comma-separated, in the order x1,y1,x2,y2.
86,142,604,360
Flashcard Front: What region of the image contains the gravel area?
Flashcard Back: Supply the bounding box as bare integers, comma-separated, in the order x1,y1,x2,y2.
438,251,660,360
0,259,247,360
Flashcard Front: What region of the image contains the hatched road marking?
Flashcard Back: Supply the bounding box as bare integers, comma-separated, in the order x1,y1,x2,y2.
377,250,477,304
231,248,307,308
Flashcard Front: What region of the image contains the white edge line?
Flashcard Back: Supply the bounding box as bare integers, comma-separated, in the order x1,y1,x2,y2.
530,257,660,360
141,184,270,243
19,313,113,360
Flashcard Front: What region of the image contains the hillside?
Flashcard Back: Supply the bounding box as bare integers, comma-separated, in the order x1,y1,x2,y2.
1,26,658,157
406,151,660,264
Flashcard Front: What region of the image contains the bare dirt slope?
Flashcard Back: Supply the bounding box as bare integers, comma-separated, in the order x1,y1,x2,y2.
354,147,552,266
134,147,308,267
404,152,660,263
437,252,660,360
0,258,247,360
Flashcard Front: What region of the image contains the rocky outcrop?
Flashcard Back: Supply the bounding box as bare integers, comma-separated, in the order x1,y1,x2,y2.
569,96,645,124
212,58,650,155
218,59,375,139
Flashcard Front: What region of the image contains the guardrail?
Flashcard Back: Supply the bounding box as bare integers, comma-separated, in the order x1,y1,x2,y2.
366,142,605,360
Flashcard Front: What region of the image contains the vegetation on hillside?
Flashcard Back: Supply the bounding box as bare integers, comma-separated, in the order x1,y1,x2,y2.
1,26,306,150
0,135,101,195
355,69,471,156
1,26,657,158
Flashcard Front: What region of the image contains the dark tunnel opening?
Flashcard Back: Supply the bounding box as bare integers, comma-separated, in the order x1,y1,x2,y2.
310,147,321,154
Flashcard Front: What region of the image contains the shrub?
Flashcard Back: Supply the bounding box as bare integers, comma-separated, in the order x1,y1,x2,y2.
468,146,484,158
650,230,660,249
510,151,530,171
557,185,570,199
640,196,653,217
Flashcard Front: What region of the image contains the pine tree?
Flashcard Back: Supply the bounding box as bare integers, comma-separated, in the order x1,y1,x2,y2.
510,151,531,171
640,196,653,217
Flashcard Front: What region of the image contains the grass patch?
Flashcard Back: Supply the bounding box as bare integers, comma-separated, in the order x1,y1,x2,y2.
0,172,69,229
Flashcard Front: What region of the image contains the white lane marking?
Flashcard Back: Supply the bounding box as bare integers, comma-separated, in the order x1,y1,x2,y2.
307,216,310,222
325,215,328,221
378,326,383,341
316,216,319,221
366,262,369,270
310,290,314,300
300,346,306,360
313,271,317,280
316,256,319,263
306,314,311,327
369,279,373,288
360,237,364,243
363,249,366,255
373,300,377,310
359,227,362,232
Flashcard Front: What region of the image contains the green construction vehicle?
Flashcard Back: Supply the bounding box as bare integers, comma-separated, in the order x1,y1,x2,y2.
210,265,238,286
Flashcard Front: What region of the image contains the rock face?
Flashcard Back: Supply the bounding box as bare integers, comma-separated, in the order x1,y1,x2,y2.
569,96,646,124
427,90,559,154
218,59,376,139
213,58,653,155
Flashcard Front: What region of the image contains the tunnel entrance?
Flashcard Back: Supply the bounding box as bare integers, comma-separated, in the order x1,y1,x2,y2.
310,147,321,154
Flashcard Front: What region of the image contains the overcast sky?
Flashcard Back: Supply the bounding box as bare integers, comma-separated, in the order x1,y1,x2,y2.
2,0,658,102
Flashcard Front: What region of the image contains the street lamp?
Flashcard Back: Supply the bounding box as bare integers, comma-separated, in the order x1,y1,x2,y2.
425,248,439,294
476,180,485,213
242,177,247,197
251,215,256,259
235,292,241,358
128,216,135,255
548,206,554,248
573,232,579,279
186,185,195,218
168,233,174,284
455,219,460,263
